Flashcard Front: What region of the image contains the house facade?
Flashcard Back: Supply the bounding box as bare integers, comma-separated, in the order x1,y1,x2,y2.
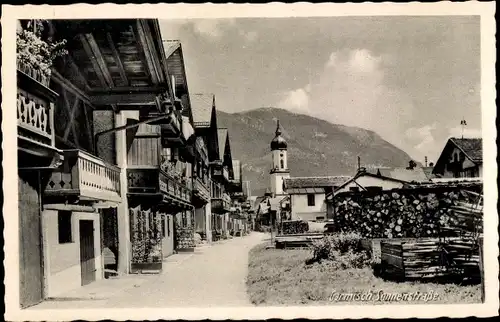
16,19,243,308
432,138,483,179
284,176,350,222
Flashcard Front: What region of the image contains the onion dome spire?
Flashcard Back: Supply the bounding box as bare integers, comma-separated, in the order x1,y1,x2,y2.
270,119,287,150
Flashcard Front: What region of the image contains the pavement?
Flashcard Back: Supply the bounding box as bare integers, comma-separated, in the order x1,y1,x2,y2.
30,232,267,309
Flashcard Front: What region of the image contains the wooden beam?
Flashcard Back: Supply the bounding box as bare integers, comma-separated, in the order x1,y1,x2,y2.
89,92,158,106
106,32,128,86
135,20,161,85
51,70,94,107
89,86,166,95
85,33,115,88
78,34,112,88
62,89,81,140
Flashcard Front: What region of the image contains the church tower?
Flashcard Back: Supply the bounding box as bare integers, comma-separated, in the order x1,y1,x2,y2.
270,120,290,196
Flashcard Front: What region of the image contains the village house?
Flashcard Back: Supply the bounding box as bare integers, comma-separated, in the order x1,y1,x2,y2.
16,19,246,308
17,19,180,305
284,176,350,222
227,160,247,235
190,93,220,242
214,128,235,238
431,137,483,179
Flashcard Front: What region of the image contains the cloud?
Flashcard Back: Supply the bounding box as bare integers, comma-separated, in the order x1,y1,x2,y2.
275,48,422,161
326,52,338,67
405,123,440,161
191,19,236,38
240,30,258,42
449,126,482,138
277,88,309,112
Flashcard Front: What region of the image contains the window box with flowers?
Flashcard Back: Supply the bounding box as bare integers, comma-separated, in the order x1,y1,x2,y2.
17,20,67,87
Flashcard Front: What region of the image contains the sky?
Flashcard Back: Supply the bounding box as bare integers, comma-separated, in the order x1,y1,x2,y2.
159,16,481,164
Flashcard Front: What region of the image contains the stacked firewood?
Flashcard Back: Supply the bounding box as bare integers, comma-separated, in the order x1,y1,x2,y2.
381,237,481,280
333,187,482,239
280,220,309,235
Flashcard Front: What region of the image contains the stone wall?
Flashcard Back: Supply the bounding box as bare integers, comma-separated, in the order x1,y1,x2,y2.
331,184,482,239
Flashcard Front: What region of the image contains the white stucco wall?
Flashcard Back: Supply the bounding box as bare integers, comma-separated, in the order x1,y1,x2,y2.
42,209,103,298
290,193,327,221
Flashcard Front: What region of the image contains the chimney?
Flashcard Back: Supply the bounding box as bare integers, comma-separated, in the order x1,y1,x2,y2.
425,156,428,167
357,156,361,170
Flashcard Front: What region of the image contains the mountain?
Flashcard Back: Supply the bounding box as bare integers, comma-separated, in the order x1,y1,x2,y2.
217,107,417,196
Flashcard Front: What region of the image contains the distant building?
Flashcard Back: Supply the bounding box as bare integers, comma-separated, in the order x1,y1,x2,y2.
331,168,406,195
375,161,431,184
284,176,351,222
269,120,290,196
432,138,483,178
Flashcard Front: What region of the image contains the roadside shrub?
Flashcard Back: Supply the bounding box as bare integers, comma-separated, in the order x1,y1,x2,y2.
281,220,309,235
309,232,371,269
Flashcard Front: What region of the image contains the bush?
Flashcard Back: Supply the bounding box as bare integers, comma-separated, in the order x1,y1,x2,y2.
281,220,309,235
309,232,371,269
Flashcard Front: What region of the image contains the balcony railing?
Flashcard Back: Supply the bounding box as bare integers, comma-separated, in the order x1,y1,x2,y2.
211,197,230,214
127,167,192,205
193,176,210,202
159,171,192,204
211,164,229,182
45,149,121,202
17,66,59,150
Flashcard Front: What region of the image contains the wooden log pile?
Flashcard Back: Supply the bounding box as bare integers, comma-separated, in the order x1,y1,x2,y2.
333,186,482,239
381,236,481,281
281,220,309,235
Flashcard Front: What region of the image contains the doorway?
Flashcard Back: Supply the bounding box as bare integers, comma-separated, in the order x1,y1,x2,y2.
79,220,96,286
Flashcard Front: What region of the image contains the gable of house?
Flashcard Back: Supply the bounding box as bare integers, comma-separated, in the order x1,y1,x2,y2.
432,138,482,177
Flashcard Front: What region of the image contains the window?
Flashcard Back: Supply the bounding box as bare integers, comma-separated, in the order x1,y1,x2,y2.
167,216,170,237
307,194,315,206
58,211,72,244
280,159,284,168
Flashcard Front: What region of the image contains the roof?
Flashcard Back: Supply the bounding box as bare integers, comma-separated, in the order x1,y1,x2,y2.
449,138,482,162
252,196,265,210
217,128,228,160
284,176,351,189
271,120,287,150
377,167,430,183
328,170,410,199
163,40,181,58
422,167,435,180
190,93,214,127
269,196,286,211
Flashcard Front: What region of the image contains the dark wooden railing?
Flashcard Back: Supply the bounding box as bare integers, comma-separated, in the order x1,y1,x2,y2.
127,167,192,204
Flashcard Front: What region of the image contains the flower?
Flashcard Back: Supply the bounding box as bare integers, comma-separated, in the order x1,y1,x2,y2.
16,20,67,79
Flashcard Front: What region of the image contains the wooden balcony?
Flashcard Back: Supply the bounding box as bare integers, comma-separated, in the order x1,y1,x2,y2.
17,65,62,166
127,167,192,206
193,176,210,204
211,164,229,182
45,149,121,203
211,197,230,214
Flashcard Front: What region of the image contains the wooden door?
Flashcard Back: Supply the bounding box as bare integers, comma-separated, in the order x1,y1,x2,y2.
18,173,44,308
79,220,96,286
